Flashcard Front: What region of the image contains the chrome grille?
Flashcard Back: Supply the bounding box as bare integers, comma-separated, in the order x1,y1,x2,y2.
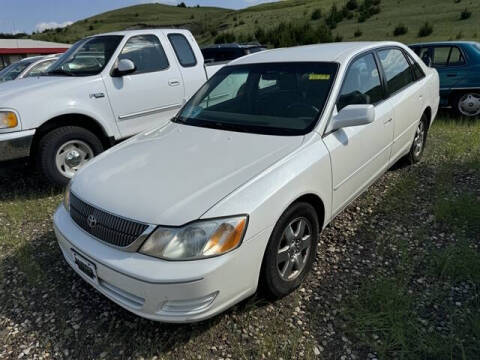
70,193,149,248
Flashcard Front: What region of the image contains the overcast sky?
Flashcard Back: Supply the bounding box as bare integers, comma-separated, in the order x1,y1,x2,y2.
0,0,277,34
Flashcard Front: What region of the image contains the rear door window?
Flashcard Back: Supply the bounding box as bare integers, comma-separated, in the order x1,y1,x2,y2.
448,47,465,66
433,47,451,66
168,33,197,67
406,53,425,80
378,48,414,95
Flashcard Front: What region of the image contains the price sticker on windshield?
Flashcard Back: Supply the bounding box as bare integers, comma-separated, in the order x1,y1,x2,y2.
309,74,331,80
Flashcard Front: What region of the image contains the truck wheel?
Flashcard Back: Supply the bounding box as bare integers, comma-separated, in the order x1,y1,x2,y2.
261,202,319,299
37,126,103,186
454,92,480,118
406,115,428,164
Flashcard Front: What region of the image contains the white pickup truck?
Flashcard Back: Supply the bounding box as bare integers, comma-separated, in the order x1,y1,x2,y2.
0,29,222,185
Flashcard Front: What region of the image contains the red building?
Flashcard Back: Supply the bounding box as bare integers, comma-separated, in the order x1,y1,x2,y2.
0,39,70,69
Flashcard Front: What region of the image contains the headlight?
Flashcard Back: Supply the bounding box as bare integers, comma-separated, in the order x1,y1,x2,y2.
64,182,71,212
139,216,247,260
0,111,18,129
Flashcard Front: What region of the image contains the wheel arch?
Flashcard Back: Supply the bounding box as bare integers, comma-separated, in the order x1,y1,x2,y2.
448,88,480,110
423,106,432,130
286,193,326,231
30,113,114,159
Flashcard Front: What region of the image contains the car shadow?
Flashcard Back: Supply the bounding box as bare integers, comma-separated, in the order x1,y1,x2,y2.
0,158,63,202
0,227,272,359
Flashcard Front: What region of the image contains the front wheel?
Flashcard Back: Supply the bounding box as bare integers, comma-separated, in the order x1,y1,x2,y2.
454,92,480,118
261,202,319,298
37,126,103,186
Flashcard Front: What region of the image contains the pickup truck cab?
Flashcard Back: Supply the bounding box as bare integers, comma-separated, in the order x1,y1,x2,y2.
54,41,439,323
410,41,480,117
0,29,221,184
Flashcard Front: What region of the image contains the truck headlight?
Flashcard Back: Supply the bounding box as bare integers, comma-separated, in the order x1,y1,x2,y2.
0,111,18,129
139,216,247,260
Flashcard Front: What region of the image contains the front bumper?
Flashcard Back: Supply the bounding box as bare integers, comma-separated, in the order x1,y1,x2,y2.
0,129,35,162
53,205,270,323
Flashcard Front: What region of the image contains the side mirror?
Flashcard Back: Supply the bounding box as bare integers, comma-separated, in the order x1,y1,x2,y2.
327,104,375,132
112,59,136,77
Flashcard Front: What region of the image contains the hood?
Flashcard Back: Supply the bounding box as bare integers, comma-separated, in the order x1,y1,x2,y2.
72,123,303,225
0,76,85,102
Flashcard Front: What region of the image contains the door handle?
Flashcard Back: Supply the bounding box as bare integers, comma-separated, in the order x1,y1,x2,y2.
384,118,393,125
168,79,181,86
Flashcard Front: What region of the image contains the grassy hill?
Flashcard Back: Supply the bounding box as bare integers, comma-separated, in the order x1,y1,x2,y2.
31,0,480,46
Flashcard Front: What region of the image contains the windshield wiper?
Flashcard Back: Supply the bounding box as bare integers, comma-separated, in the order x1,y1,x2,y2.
47,69,74,77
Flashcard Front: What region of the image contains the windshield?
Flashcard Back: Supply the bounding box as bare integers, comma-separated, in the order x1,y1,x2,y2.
47,35,123,77
175,62,338,135
0,59,36,82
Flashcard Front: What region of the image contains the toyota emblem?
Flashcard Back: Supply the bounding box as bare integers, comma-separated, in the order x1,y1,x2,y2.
87,214,97,229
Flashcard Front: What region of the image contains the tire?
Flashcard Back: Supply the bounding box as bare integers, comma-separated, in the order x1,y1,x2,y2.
261,202,320,299
37,126,103,186
453,91,480,118
406,114,428,164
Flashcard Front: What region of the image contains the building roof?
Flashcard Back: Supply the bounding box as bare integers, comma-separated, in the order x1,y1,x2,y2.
0,39,70,55
231,41,405,65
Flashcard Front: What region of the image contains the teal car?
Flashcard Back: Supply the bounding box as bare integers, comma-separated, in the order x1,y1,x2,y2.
410,41,480,117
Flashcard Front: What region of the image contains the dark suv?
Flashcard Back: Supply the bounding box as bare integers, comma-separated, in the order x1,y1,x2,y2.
201,43,266,64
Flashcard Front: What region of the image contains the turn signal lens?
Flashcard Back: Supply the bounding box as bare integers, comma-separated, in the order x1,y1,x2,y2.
0,111,18,129
140,216,248,260
203,218,246,256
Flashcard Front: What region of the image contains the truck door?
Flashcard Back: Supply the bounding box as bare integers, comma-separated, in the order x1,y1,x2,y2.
103,33,184,138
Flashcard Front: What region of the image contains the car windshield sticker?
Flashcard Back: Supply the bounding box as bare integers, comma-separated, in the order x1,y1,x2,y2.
309,74,331,80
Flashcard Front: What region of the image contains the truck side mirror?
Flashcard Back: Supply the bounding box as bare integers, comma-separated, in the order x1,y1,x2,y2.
112,59,136,77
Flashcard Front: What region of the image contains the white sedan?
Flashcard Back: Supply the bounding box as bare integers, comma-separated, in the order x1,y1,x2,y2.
54,41,439,323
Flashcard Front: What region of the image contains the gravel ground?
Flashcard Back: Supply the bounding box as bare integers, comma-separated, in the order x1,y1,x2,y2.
0,118,478,359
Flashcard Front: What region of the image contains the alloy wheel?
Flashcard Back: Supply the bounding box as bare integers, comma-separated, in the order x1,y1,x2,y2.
413,120,425,158
276,217,312,281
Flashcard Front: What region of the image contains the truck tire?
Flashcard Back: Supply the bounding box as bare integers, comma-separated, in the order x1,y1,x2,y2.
37,126,103,186
261,202,319,299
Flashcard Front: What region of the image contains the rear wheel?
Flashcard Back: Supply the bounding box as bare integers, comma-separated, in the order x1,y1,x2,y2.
406,115,428,164
454,92,480,118
37,126,103,186
261,202,319,298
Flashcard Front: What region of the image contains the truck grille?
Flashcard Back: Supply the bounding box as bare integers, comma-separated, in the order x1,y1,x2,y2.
70,193,149,248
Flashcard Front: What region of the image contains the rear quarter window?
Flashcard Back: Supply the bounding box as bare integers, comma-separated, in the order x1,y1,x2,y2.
168,33,197,67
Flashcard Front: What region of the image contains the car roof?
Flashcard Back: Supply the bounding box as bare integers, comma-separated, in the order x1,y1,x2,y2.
19,56,45,63
409,41,480,47
230,41,405,65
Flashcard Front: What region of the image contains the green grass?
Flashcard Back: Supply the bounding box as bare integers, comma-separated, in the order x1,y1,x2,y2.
30,0,480,45
340,118,480,359
0,117,478,359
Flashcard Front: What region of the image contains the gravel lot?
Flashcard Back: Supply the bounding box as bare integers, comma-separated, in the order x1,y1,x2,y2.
0,117,479,359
